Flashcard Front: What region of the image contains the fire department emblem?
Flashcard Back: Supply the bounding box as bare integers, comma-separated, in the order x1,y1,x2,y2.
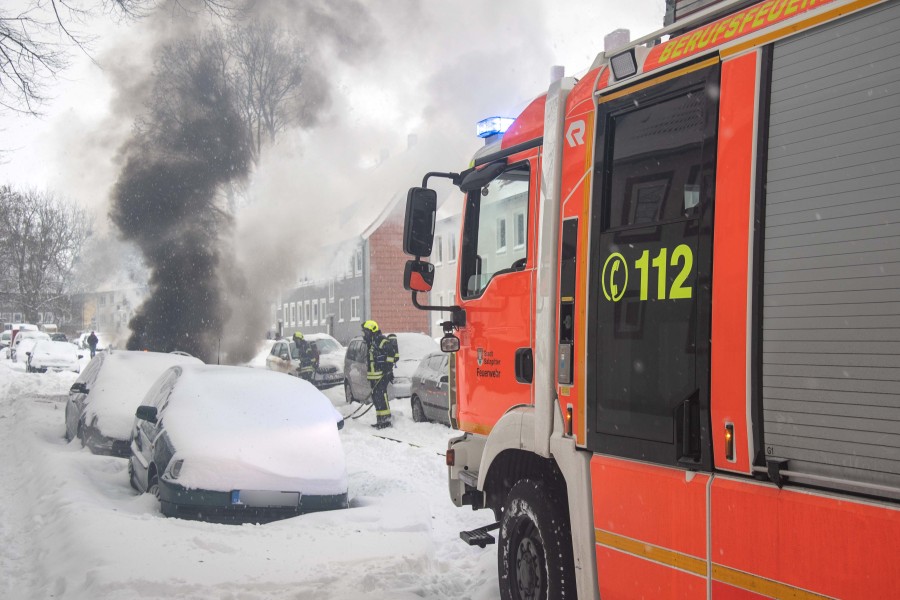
477,348,484,366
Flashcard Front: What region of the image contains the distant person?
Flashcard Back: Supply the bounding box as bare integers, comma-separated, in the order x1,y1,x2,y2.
87,331,99,358
292,332,317,381
362,320,394,429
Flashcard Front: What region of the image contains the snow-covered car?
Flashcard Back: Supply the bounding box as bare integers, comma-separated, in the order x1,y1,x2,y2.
25,340,83,373
65,350,203,456
409,351,451,426
265,334,346,390
343,332,440,403
0,330,11,350
129,364,348,523
10,330,51,362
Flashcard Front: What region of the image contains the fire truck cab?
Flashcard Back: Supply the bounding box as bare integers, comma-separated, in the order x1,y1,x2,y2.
404,0,900,598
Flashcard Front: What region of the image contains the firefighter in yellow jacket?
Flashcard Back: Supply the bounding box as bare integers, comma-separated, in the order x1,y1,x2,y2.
362,320,396,429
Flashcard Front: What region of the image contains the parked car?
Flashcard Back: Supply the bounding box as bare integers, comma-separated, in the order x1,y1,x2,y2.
10,330,51,362
0,330,11,350
129,364,348,523
265,334,346,390
343,332,440,403
50,332,68,342
409,351,451,425
305,333,346,389
25,340,83,373
65,350,203,456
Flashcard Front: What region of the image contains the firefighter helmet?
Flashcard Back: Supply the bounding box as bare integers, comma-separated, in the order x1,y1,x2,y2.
362,320,380,333
293,331,304,340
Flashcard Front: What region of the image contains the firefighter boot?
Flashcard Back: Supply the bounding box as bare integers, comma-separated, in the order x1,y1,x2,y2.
372,414,392,429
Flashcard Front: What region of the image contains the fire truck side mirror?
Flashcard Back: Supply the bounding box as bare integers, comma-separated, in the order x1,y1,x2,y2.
403,260,434,293
403,187,437,257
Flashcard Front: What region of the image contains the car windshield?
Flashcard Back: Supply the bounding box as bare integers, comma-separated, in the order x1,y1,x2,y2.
313,339,340,354
289,344,300,359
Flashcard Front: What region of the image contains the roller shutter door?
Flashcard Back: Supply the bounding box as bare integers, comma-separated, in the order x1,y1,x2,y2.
762,0,900,496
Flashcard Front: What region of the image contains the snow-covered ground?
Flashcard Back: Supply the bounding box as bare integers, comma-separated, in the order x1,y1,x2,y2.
0,348,500,599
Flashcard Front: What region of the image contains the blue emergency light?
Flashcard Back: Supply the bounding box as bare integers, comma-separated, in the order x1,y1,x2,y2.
476,117,515,138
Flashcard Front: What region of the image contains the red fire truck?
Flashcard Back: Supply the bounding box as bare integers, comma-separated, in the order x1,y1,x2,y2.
402,0,900,597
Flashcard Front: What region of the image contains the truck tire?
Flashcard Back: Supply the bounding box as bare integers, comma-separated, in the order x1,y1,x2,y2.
498,479,575,600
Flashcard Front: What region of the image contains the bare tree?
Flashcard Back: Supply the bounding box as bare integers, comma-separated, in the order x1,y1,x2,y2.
227,19,306,164
0,185,90,323
0,0,242,117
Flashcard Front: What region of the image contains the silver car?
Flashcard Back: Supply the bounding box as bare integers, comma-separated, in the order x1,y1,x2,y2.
409,351,451,425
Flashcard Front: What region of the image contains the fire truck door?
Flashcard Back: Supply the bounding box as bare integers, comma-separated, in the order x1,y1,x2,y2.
456,150,539,431
587,62,719,597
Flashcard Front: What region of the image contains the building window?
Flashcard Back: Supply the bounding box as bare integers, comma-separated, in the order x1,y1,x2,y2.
290,303,296,327
514,212,526,249
320,298,327,325
350,296,360,321
328,280,335,301
312,300,319,325
437,293,444,320
304,301,311,326
449,232,457,262
355,248,363,276
496,218,507,253
339,298,345,322
283,303,288,327
434,235,443,264
99,295,106,306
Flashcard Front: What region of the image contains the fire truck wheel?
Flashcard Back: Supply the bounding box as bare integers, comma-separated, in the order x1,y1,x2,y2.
498,479,575,600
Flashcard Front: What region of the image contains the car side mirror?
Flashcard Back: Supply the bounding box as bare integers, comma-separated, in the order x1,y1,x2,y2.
78,354,84,359
25,351,31,357
70,382,88,394
439,375,448,383
135,405,158,424
403,260,435,293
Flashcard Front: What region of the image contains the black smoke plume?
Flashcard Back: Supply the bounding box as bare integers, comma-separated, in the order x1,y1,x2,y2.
110,38,251,362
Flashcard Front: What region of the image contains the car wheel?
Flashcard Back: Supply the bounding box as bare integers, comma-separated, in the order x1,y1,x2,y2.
147,473,160,499
498,479,575,600
128,461,140,491
411,396,428,423
344,380,355,404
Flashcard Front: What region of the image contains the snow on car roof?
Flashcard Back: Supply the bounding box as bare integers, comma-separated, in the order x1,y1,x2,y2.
84,351,203,440
394,333,440,361
162,365,346,494
31,340,79,359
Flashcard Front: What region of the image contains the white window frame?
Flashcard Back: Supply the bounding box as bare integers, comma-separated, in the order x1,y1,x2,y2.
312,300,319,326
355,248,363,276
448,232,457,262
514,211,526,249
290,303,296,327
496,217,507,253
434,235,443,265
350,296,360,321
319,298,327,325
304,300,311,326
338,298,345,322
328,280,335,300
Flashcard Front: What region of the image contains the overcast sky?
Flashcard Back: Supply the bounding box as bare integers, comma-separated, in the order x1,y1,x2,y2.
0,0,664,209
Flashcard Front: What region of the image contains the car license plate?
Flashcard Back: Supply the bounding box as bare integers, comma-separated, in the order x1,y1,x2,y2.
231,490,300,507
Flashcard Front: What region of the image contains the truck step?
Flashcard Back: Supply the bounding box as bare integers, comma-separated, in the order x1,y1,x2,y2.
460,522,500,548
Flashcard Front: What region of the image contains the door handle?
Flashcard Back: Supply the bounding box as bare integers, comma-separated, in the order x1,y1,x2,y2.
514,348,533,384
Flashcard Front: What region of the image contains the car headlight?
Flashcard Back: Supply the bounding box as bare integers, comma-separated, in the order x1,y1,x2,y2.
169,459,184,479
